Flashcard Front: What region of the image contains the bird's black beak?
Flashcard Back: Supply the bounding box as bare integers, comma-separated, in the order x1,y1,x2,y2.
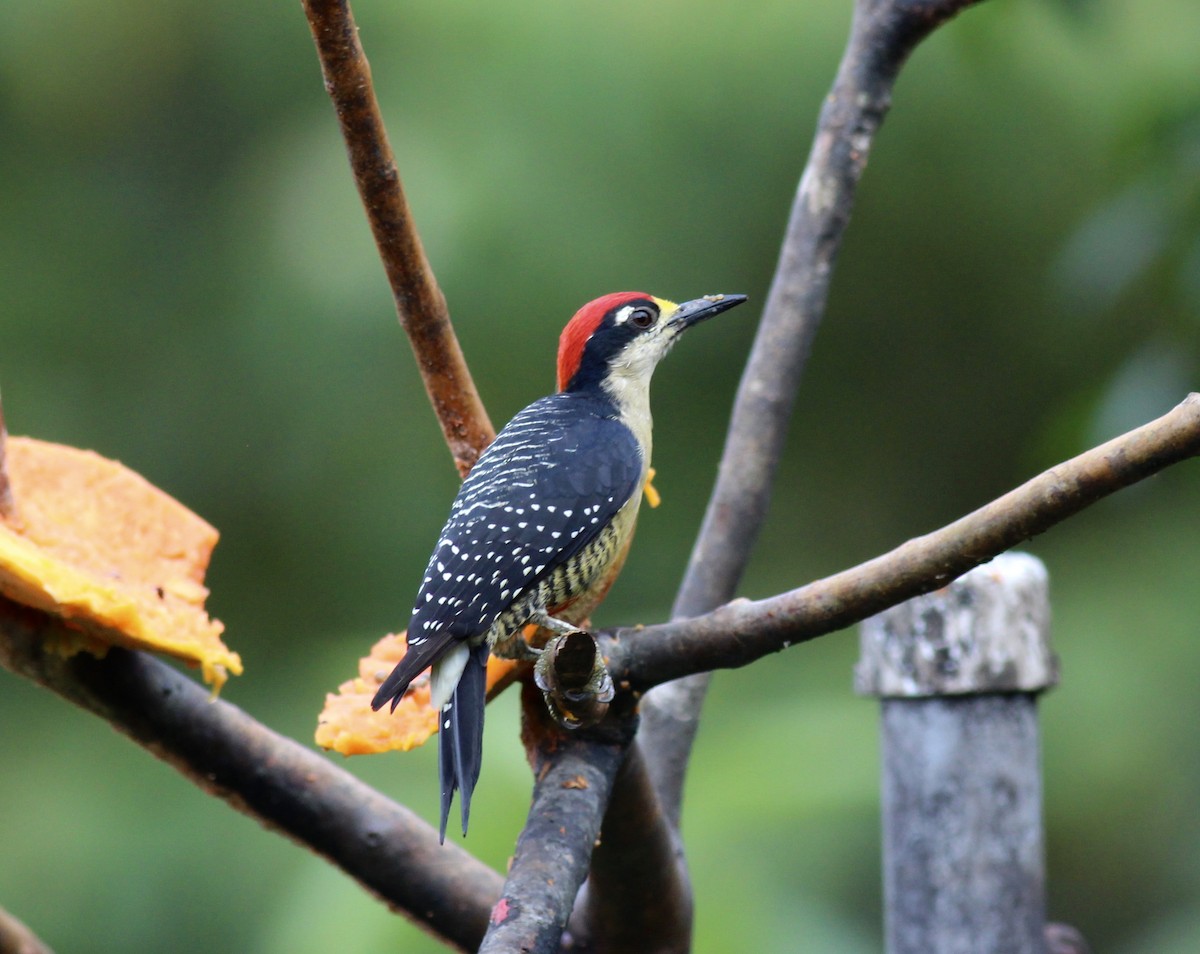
667,294,748,332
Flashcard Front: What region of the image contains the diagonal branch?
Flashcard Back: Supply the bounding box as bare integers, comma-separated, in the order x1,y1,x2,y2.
0,600,501,953
638,0,989,825
302,0,494,474
614,392,1200,688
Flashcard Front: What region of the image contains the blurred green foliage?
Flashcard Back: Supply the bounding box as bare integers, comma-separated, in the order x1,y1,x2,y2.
1,0,1198,950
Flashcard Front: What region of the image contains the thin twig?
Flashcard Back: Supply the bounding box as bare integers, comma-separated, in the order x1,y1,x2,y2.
638,0,988,826
0,392,14,519
0,600,501,953
301,0,494,475
0,905,55,954
614,393,1200,688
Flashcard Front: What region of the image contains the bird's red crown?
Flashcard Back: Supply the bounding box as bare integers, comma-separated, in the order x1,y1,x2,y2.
556,291,653,391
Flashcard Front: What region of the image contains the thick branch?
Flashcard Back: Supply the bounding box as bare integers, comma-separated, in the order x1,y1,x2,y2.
0,600,501,953
616,393,1200,688
302,0,494,474
478,685,628,954
640,0,987,828
530,651,689,950
576,743,692,954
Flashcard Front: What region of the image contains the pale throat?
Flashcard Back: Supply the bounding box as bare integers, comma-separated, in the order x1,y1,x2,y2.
601,360,656,473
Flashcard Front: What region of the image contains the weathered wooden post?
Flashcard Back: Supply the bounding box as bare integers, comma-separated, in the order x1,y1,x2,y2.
855,552,1058,954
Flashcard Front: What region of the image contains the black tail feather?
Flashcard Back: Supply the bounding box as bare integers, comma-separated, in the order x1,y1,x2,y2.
438,642,488,841
371,630,456,713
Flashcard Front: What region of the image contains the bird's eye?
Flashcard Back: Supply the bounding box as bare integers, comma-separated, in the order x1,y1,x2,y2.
629,307,656,329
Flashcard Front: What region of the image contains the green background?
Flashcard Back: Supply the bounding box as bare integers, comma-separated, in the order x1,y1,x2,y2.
2,0,1198,950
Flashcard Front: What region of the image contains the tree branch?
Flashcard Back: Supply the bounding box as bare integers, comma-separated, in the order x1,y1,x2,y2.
301,0,494,474
614,393,1200,688
573,742,692,954
638,0,988,825
478,685,630,954
0,600,501,953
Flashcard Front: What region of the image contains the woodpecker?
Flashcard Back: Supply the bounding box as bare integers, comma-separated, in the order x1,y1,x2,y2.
372,291,747,840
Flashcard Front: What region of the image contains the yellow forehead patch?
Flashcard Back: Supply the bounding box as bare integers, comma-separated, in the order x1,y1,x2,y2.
652,296,678,317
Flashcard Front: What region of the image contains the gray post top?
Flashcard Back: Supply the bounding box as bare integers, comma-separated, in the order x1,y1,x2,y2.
855,551,1059,698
